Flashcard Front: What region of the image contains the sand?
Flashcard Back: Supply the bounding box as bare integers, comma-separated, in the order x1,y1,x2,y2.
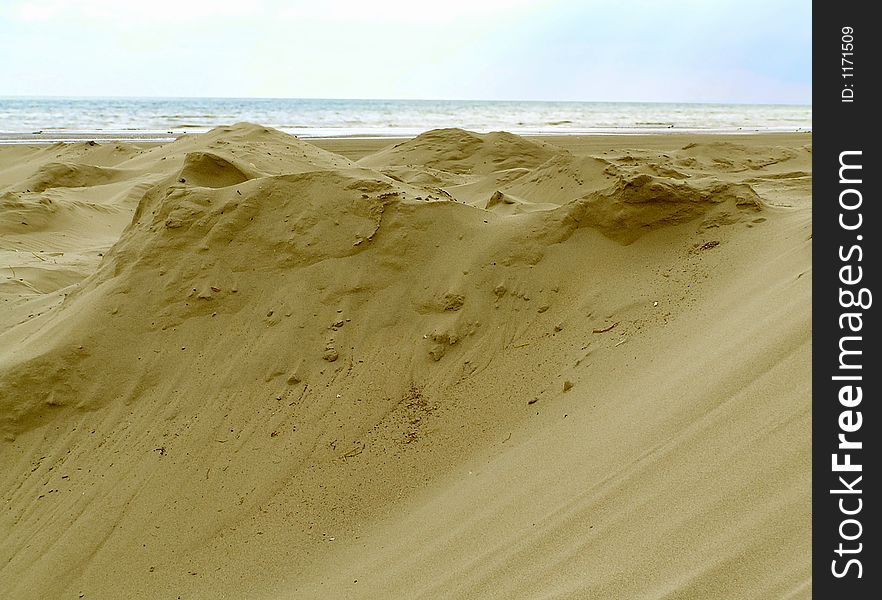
0,125,811,599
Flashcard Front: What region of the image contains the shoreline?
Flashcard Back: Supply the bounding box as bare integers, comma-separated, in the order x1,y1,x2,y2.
0,127,812,145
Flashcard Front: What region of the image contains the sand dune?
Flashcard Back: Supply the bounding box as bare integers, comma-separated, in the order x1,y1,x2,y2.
357,128,560,175
0,125,811,599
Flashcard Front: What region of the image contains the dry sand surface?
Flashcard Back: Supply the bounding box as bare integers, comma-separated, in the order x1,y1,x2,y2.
0,125,811,599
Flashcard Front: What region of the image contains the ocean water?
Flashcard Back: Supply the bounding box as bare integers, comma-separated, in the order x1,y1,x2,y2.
0,97,811,140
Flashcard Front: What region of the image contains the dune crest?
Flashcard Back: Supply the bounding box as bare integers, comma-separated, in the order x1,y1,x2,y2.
358,127,560,174
566,173,765,244
7,161,132,193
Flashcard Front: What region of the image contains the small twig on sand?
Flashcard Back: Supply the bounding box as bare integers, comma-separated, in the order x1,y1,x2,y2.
593,322,619,334
340,443,364,460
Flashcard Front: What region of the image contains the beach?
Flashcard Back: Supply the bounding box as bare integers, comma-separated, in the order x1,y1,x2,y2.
0,125,811,599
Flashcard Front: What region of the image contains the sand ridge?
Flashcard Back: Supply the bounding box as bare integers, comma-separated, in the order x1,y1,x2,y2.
0,125,811,599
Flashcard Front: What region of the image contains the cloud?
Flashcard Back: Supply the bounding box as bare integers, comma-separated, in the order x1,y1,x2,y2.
276,0,550,25
12,0,263,22
8,0,548,24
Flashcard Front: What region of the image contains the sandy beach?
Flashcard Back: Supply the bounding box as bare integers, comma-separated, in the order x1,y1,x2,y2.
0,125,811,599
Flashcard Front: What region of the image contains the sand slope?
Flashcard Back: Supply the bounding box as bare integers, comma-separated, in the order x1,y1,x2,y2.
0,126,811,599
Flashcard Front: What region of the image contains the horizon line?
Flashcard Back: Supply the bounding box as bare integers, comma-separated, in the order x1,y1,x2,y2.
0,95,813,108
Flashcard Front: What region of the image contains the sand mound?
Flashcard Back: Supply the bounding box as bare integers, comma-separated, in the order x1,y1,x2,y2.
358,128,560,174
175,151,258,188
0,192,58,233
0,142,142,188
42,140,142,165
563,174,765,244
6,161,133,193
0,128,811,600
0,168,408,434
500,153,618,205
124,122,355,177
374,164,469,189
0,124,365,322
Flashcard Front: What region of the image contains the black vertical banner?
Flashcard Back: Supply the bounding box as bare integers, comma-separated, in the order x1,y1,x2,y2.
813,1,878,598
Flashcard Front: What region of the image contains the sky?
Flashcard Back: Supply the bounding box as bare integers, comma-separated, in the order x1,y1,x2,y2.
0,0,811,104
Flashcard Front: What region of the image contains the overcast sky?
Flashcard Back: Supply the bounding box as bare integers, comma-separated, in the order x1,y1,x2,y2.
0,0,811,104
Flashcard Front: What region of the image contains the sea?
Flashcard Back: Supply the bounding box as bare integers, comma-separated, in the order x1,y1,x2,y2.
0,97,812,143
